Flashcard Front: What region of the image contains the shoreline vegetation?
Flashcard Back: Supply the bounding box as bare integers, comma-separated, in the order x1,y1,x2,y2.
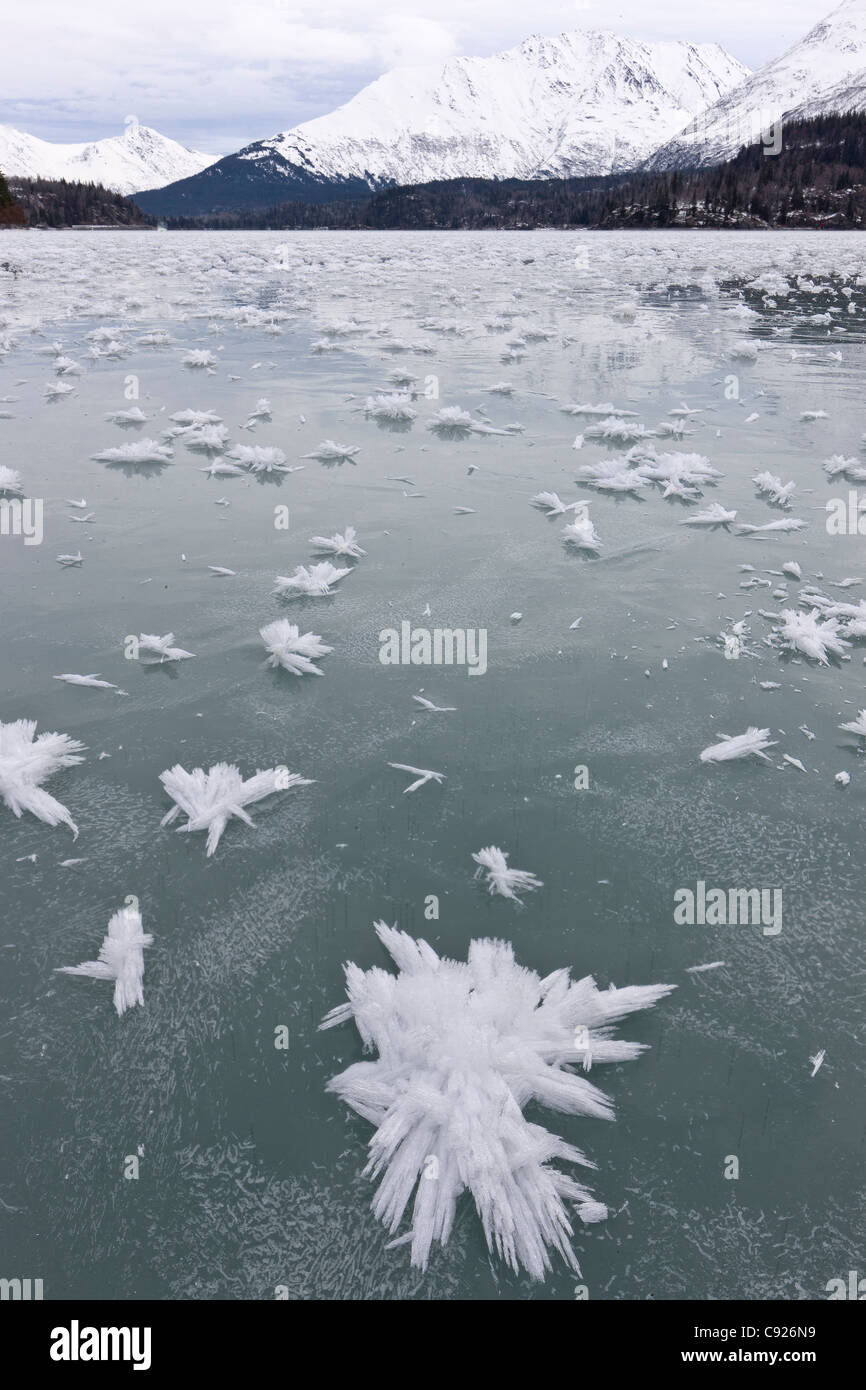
2,114,866,232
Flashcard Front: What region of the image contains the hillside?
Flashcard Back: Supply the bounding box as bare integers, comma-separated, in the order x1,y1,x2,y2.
161,113,866,231
6,176,153,228
133,31,748,218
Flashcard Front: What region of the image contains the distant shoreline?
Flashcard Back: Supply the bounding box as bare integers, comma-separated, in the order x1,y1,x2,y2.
6,114,866,233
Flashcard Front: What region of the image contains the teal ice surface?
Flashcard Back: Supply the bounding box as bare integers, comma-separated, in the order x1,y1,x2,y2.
0,230,863,1299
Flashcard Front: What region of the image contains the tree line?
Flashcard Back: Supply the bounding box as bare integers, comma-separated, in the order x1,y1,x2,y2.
2,175,152,227
160,113,866,231
3,112,866,231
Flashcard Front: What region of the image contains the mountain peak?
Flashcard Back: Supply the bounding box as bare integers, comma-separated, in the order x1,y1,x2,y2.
135,26,749,216
272,28,749,182
649,0,866,168
0,123,218,194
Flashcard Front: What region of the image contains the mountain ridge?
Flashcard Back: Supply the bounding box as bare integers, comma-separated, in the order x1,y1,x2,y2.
646,0,866,168
133,29,749,217
0,123,218,195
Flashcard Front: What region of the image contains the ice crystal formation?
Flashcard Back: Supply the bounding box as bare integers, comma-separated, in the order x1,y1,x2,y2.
105,407,147,425
182,349,218,368
531,491,585,517
54,673,120,690
309,526,365,558
427,406,476,437
631,449,721,500
562,402,637,417
562,517,602,552
576,459,646,494
0,719,85,836
169,409,222,427
700,728,777,763
159,761,313,856
0,466,23,494
56,904,153,1016
472,845,543,900
737,518,808,536
752,470,797,506
387,763,446,793
273,562,350,597
364,393,417,422
774,608,851,663
320,922,674,1279
92,439,173,465
839,710,866,738
137,633,195,662
823,454,866,482
228,445,290,473
260,619,333,676
583,416,654,444
680,502,737,526
302,441,360,463
182,424,231,453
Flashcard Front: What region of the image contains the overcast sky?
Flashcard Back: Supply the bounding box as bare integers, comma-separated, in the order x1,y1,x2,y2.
0,0,840,153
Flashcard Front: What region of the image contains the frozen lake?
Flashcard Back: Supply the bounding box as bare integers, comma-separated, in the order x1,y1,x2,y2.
0,229,863,1299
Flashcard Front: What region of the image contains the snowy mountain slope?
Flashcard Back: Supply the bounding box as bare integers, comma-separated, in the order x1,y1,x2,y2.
134,30,748,217
646,0,866,169
786,63,866,123
0,124,218,195
258,33,749,183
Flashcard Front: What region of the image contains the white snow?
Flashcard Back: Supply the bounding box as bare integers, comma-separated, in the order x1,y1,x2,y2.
247,32,748,189
0,122,218,195
648,0,866,170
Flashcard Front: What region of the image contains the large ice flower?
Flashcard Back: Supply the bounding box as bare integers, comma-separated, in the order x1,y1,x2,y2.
321,922,674,1280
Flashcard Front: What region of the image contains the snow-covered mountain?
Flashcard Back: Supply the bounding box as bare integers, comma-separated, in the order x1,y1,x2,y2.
135,30,748,216
0,123,218,195
255,33,748,183
647,0,866,169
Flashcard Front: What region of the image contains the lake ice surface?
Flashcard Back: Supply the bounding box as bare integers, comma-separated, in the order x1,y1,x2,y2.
0,229,863,1299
